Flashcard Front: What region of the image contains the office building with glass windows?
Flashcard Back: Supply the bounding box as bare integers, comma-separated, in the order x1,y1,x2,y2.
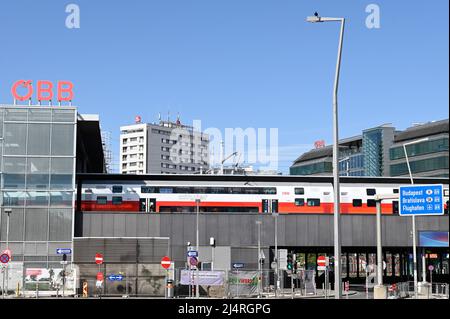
0,105,104,294
290,120,448,178
389,119,449,178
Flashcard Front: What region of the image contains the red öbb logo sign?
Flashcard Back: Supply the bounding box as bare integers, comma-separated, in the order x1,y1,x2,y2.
11,80,74,102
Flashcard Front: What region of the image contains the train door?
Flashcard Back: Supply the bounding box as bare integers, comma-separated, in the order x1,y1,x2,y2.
139,198,157,212
262,199,278,213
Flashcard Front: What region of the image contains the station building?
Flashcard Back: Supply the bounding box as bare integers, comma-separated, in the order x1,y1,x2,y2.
0,105,104,294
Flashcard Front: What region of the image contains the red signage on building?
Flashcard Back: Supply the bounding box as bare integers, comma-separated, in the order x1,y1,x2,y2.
11,80,74,102
314,140,325,149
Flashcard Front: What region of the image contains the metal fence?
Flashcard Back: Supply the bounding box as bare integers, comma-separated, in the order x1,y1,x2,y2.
388,281,449,299
172,268,317,299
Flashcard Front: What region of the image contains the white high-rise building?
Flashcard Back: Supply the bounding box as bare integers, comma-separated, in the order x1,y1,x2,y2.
120,118,210,174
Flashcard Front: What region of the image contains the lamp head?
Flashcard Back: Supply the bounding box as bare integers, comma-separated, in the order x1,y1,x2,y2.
306,12,322,23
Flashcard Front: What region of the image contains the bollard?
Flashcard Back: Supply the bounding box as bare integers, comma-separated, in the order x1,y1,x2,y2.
167,279,174,298
82,281,88,298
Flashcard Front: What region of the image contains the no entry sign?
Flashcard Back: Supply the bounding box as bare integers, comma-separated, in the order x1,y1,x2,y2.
317,256,327,267
161,256,171,269
95,253,103,265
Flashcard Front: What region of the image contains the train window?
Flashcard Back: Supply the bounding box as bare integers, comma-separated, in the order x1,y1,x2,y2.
367,199,376,207
230,188,242,194
263,188,277,195
177,187,193,193
392,201,399,214
393,189,399,194
192,187,207,194
112,186,123,193
159,187,173,194
210,187,226,194
96,196,107,205
141,186,156,193
366,189,376,196
295,198,305,206
295,188,305,195
112,196,122,205
306,198,320,207
352,199,362,207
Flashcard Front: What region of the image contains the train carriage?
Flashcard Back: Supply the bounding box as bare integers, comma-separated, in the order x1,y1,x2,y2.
77,174,449,215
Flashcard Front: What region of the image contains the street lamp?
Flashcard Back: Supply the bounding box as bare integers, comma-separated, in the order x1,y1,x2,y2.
402,137,429,299
306,12,345,299
272,210,279,297
256,219,262,297
195,198,200,299
2,208,13,298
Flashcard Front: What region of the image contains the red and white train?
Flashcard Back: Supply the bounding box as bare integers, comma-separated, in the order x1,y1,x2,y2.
77,174,449,215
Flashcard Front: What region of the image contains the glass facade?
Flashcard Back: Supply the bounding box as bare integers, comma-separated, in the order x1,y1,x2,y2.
0,106,76,268
390,138,449,160
362,129,384,176
339,153,365,176
390,156,449,176
290,161,332,175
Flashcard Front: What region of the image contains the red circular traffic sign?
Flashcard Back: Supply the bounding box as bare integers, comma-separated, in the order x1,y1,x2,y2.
96,272,104,281
95,253,103,265
0,254,10,264
161,256,171,269
317,256,327,267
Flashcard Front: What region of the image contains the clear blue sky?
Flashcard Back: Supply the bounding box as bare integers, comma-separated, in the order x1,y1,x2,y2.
0,0,448,173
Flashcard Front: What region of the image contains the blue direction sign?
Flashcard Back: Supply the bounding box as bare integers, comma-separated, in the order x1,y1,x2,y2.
56,248,72,255
187,250,198,257
108,274,124,281
399,185,444,216
233,263,245,269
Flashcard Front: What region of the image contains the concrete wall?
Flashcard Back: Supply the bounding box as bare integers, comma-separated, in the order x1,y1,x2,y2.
76,212,449,269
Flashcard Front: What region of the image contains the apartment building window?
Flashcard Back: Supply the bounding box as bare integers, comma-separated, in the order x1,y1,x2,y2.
130,137,137,142
122,139,127,145
122,155,127,161
122,147,127,153
139,137,144,143
122,164,127,169
129,162,137,167
130,145,137,151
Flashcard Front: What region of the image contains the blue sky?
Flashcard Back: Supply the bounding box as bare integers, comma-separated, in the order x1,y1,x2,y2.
0,0,448,173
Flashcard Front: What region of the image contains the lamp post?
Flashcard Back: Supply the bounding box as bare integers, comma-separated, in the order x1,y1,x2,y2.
3,208,13,298
256,219,262,297
402,137,429,299
272,209,279,297
195,198,200,298
306,12,345,299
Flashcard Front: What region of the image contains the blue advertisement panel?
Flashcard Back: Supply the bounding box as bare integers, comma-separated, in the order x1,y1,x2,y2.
419,231,449,247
